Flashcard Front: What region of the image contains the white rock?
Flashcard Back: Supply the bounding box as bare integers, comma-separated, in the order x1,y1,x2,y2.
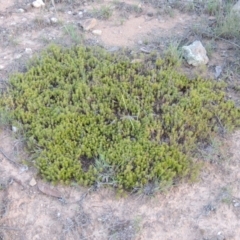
0,65,4,70
12,126,18,132
182,40,209,67
32,0,45,8
25,48,33,54
50,17,58,23
29,177,37,187
17,8,25,13
67,11,72,15
92,30,102,36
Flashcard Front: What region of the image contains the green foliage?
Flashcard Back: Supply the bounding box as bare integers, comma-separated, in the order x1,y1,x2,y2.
215,11,240,39
205,0,221,16
164,41,182,67
1,44,240,190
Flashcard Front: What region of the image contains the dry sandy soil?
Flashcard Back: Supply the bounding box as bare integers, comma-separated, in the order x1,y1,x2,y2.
0,0,240,239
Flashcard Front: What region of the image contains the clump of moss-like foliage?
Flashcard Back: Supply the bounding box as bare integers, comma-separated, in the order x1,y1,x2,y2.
1,45,239,190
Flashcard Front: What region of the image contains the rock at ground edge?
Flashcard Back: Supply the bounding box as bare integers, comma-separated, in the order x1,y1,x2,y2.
182,40,209,67
79,18,97,31
29,177,37,187
38,182,62,198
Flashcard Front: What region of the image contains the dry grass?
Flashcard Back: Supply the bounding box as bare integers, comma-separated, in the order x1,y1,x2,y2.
99,208,139,240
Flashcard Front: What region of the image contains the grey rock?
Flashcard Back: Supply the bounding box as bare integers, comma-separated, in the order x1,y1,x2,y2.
217,231,225,240
182,40,209,66
147,12,154,17
215,65,222,79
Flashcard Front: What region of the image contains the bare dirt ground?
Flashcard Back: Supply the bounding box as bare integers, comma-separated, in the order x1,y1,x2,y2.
0,0,240,239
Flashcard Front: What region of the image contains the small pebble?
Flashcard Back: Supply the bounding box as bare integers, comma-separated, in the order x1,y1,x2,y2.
234,202,240,207
0,65,4,70
29,178,37,187
92,29,102,36
50,17,58,23
32,0,45,8
12,126,18,132
147,12,154,17
25,48,33,54
17,8,25,13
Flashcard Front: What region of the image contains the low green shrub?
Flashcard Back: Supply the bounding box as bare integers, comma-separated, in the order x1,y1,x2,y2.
1,45,239,190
